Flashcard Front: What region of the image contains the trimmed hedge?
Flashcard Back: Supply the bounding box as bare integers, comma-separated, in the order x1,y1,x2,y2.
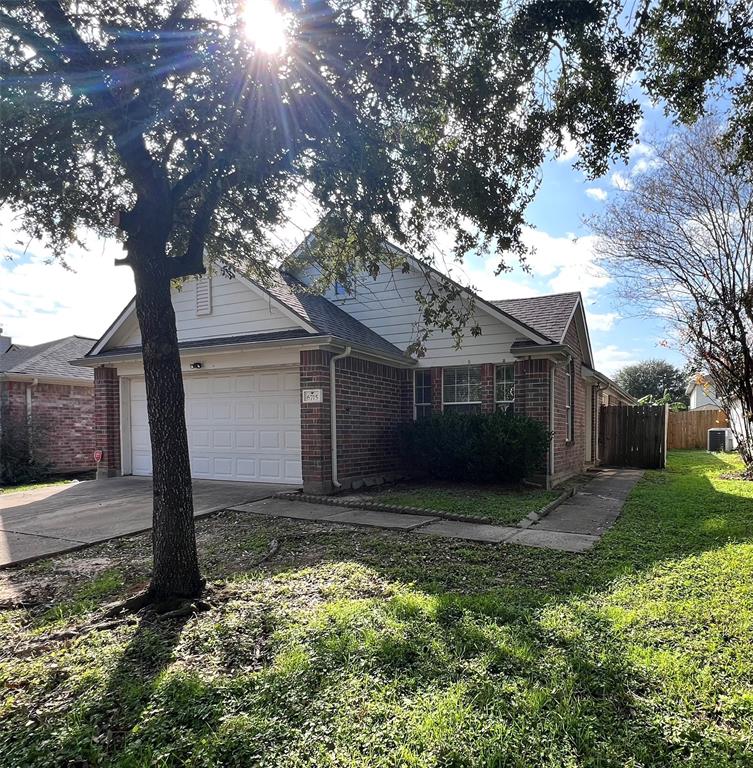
399,410,549,482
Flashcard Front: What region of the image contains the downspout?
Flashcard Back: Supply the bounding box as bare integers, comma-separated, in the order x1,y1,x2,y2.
330,346,352,490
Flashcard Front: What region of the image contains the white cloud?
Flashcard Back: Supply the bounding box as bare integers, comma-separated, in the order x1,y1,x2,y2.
555,130,579,163
593,344,640,377
0,221,134,346
585,187,608,202
631,156,661,176
456,227,614,313
586,311,619,332
522,228,610,300
610,172,633,191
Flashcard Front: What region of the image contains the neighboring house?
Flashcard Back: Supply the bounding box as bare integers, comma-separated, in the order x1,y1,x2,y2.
0,335,96,478
74,254,633,490
686,373,748,446
686,374,724,411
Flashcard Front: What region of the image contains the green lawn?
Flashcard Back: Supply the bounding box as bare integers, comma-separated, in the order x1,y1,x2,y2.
345,483,560,524
2,451,753,766
0,478,75,495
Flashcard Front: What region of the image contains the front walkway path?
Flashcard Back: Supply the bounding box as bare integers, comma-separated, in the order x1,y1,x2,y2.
230,468,644,553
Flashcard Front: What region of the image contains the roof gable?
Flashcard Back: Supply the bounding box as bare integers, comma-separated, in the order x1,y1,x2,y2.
492,293,580,343
88,268,406,362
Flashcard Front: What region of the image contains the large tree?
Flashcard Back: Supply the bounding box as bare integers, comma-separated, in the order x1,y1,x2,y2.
593,120,753,470
0,0,642,604
614,359,688,405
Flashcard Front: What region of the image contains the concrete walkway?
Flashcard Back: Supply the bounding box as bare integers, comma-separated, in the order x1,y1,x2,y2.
230,468,644,553
0,477,287,567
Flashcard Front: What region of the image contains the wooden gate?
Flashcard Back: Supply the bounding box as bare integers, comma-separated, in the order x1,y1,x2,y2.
599,404,667,469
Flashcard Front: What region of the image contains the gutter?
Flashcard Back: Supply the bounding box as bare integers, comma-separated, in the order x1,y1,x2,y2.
330,346,352,489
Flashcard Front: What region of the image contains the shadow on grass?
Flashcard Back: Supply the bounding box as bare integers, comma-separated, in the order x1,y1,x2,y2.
5,451,753,766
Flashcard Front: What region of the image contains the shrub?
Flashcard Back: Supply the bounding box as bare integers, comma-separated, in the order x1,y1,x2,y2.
398,410,549,483
0,412,52,485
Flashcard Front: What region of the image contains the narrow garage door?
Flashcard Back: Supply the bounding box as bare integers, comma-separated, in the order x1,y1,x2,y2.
129,369,302,484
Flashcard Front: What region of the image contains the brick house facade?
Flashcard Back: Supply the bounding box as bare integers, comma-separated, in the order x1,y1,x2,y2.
79,260,633,492
0,336,96,480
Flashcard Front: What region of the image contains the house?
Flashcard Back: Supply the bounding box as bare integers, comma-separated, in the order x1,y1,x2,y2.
0,334,96,479
686,374,724,411
686,373,748,446
73,253,632,490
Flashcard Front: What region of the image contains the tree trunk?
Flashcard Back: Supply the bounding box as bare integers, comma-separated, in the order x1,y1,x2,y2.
131,250,202,601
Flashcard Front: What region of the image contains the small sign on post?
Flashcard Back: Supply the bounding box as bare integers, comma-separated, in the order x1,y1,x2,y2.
302,388,323,404
94,449,103,464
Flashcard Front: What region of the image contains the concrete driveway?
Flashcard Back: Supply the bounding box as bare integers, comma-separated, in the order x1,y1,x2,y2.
0,477,289,567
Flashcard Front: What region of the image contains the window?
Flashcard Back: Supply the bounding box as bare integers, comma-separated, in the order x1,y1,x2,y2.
565,358,574,442
414,370,432,420
443,365,482,413
495,364,515,412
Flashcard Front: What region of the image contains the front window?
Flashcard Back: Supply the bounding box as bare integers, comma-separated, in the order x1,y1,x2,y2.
414,370,432,420
495,364,515,412
443,365,482,413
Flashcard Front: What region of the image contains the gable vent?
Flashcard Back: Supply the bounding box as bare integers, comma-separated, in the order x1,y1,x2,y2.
196,277,212,316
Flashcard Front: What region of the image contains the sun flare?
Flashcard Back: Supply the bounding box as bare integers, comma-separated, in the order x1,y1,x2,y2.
243,0,288,54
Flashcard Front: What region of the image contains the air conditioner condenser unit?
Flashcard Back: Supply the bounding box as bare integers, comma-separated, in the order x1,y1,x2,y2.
708,427,735,452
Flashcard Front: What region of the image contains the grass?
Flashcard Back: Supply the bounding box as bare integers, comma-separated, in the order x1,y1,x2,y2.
0,478,76,494
343,483,560,524
2,451,753,766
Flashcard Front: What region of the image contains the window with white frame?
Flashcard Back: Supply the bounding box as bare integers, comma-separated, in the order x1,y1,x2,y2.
495,364,515,412
442,365,482,413
565,358,574,442
414,370,432,420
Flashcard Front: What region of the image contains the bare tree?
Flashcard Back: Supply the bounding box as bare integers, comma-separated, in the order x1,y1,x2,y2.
592,119,753,471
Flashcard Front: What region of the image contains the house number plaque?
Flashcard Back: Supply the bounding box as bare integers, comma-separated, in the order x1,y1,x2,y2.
302,388,323,404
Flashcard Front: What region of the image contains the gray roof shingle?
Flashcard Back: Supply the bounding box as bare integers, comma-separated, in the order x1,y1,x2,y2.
261,272,407,359
491,292,580,343
0,336,96,380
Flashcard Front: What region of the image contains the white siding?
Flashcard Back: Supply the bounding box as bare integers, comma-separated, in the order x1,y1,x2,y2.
300,263,525,366
690,383,722,410
110,274,299,348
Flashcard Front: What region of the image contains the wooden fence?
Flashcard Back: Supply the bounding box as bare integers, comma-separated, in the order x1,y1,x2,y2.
667,409,729,450
599,404,667,469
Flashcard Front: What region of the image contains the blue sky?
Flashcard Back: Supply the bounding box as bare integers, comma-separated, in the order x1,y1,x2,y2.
0,95,687,376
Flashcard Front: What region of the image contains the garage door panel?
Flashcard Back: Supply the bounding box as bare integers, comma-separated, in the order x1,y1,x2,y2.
130,370,302,484
236,402,257,420
236,431,257,449
234,375,257,393
185,378,210,395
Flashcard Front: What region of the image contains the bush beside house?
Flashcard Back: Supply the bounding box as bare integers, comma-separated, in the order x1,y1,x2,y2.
399,410,550,482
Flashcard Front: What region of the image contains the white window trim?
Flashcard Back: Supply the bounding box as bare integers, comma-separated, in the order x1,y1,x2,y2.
442,365,482,411
414,369,432,420
494,363,515,410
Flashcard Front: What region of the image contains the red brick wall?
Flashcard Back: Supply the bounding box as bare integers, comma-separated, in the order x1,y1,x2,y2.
481,363,495,414
300,350,332,494
513,358,551,427
0,380,95,476
551,322,587,485
299,351,412,493
94,367,121,478
430,366,443,413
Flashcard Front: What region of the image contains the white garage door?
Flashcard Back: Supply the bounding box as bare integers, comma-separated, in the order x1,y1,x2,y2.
129,369,302,484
